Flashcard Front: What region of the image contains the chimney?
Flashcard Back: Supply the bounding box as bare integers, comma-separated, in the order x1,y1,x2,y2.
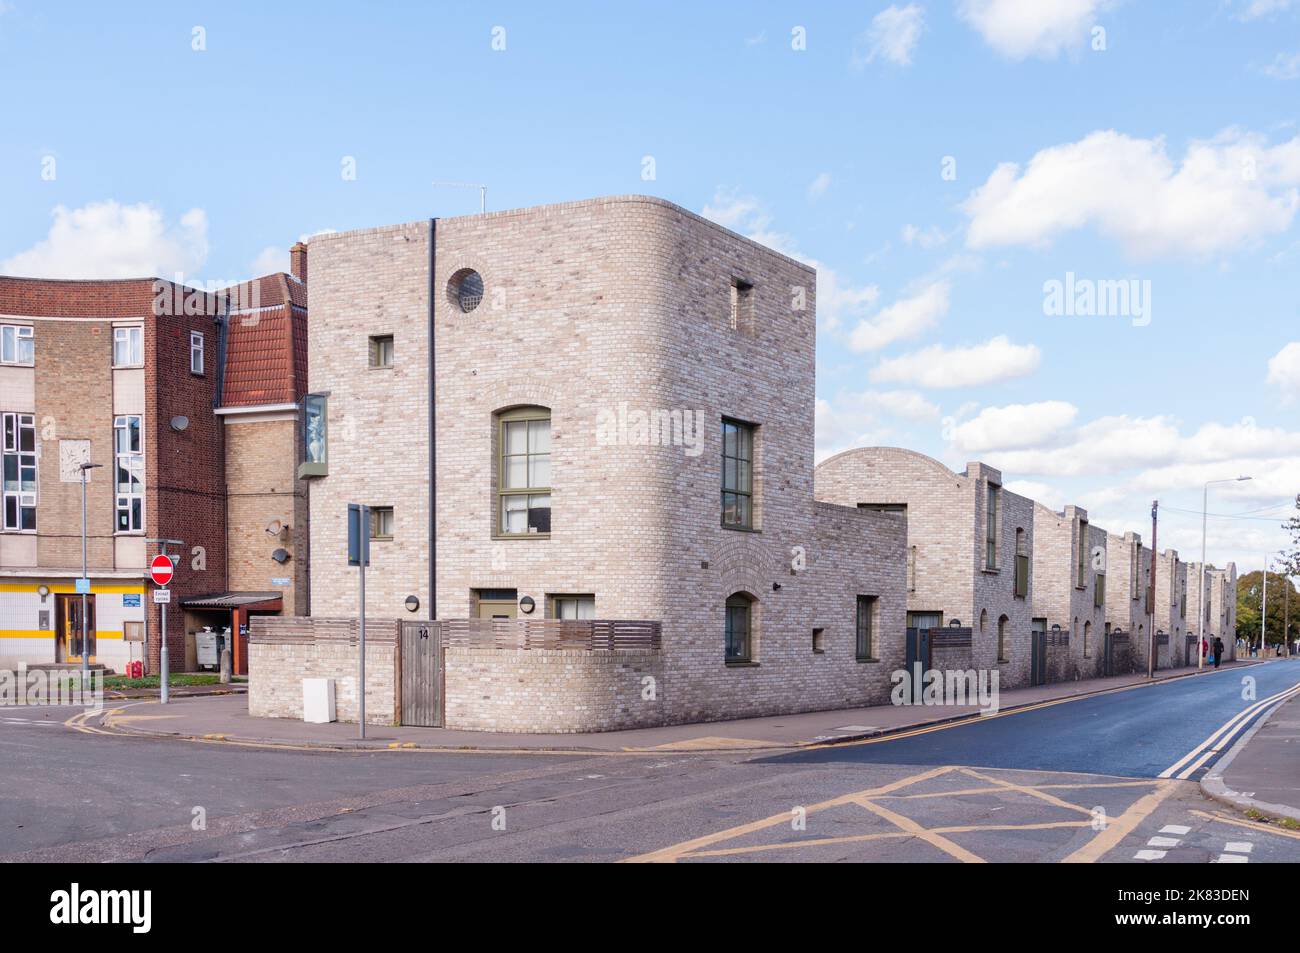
290,242,308,284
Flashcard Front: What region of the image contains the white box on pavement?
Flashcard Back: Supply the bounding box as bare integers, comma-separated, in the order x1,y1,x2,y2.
302,677,336,723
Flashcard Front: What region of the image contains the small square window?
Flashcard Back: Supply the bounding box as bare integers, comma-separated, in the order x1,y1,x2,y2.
369,335,394,368
369,506,393,540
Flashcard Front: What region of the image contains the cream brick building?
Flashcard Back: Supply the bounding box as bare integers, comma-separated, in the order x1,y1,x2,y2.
255,196,909,730
1155,549,1189,667
1105,531,1151,672
814,448,1035,688
1031,503,1108,680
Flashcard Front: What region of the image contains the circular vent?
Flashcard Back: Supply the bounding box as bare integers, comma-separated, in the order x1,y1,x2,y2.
449,268,484,313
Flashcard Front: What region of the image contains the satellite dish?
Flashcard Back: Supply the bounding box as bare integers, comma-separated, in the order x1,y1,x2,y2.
170,416,190,431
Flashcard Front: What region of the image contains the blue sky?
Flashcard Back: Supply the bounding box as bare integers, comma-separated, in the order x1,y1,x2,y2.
2,1,1299,570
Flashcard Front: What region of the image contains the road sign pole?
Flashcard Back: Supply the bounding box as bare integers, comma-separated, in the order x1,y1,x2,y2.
147,544,181,704
348,503,370,740
359,548,366,739
160,598,169,705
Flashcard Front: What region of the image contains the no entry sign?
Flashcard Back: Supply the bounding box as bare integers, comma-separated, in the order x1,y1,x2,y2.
149,554,175,587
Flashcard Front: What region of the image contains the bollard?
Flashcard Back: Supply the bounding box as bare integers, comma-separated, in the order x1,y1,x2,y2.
219,646,232,684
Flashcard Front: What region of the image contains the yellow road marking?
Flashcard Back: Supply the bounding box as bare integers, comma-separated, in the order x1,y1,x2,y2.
1061,779,1182,863
638,736,788,751
959,767,1096,818
810,664,1266,753
1160,682,1300,778
689,831,913,858
622,764,962,863
849,794,986,863
1189,808,1300,842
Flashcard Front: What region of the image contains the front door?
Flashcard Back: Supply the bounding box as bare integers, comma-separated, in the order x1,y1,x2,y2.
56,594,96,663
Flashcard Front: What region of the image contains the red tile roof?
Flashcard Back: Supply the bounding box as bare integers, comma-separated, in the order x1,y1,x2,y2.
220,273,308,408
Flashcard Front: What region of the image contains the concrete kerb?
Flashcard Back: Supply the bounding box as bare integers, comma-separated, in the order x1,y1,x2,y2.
74,662,1261,757
1200,695,1300,826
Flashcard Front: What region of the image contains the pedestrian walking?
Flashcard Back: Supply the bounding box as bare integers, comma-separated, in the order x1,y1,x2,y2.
1213,637,1224,669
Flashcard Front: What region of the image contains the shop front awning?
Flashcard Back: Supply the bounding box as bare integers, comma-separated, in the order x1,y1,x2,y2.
181,592,284,611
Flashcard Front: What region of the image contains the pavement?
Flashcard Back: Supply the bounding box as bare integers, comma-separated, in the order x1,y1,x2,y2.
82,659,1256,754
1202,685,1300,825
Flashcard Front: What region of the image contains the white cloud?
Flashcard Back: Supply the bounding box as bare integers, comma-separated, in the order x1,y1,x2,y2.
848,280,950,351
250,245,287,276
981,415,1300,479
1261,50,1300,79
702,188,880,330
1004,479,1062,507
853,4,926,67
1236,0,1298,20
963,129,1300,259
1267,342,1300,399
950,400,1078,452
2,201,208,279
807,172,832,199
901,223,951,248
958,0,1106,60
870,335,1041,388
815,389,940,461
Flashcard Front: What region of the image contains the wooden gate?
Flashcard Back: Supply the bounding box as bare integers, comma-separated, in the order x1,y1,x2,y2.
401,621,443,727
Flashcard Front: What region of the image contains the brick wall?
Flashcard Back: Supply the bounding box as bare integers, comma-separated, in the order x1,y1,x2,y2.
444,647,664,732
248,616,397,725
814,448,1034,688
224,417,306,613
304,197,910,727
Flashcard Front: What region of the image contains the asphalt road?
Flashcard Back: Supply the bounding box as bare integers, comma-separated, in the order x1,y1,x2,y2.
2,662,1298,863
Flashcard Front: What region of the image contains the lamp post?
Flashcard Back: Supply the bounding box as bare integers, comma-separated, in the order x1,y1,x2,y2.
1262,557,1270,659
1198,476,1252,670
78,462,103,687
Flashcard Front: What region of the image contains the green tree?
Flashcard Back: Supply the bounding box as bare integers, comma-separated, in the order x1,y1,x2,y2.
1236,570,1298,648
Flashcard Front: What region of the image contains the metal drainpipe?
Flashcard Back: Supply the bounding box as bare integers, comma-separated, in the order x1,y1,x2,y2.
428,218,437,621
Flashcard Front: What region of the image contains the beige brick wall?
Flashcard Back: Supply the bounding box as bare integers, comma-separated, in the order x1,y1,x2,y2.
443,648,664,732
248,617,397,725
225,416,307,614
1031,503,1108,680
303,196,910,728
814,448,1034,688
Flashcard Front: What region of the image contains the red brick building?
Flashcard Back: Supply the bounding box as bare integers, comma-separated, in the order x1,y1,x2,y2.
0,248,308,674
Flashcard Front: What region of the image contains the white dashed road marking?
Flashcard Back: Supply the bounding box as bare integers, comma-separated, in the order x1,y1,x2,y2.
1225,842,1253,854
1134,849,1167,861
1147,836,1180,848
1159,824,1191,835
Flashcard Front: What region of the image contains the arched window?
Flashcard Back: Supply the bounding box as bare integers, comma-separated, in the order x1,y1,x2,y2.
997,614,1009,662
725,592,754,663
496,407,551,536
980,608,988,632
1083,620,1092,657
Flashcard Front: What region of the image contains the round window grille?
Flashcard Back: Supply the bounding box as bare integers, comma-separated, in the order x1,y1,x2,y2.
449,268,484,313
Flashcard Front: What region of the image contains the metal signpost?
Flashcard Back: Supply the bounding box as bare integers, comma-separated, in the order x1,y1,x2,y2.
348,504,370,739
146,540,182,704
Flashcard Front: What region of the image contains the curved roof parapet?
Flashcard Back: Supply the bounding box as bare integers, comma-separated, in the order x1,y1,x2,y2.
816,445,962,480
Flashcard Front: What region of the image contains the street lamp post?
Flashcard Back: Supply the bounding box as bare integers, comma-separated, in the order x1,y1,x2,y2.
1198,476,1252,670
1262,558,1269,659
78,462,103,688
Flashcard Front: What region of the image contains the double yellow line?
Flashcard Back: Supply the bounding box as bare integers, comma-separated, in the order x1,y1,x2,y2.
1159,681,1300,780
